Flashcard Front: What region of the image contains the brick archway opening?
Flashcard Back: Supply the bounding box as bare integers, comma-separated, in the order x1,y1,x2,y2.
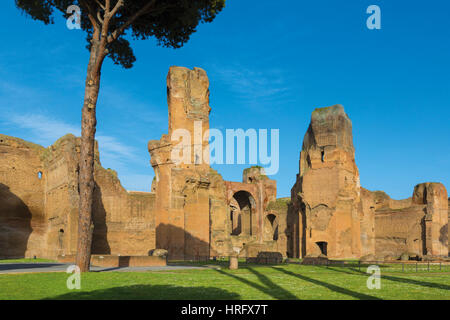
230,191,255,236
265,214,279,241
316,241,328,256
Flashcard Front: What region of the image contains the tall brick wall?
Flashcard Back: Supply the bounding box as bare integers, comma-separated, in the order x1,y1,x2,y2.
289,105,363,259
0,135,45,258
371,183,448,259
0,134,156,259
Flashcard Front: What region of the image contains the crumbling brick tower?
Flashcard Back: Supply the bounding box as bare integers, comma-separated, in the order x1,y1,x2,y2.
290,105,362,259
412,183,448,257
148,66,228,260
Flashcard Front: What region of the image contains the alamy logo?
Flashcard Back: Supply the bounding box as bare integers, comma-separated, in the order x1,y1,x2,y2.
366,265,381,290
66,265,81,290
366,5,381,30
66,5,81,30
171,121,279,175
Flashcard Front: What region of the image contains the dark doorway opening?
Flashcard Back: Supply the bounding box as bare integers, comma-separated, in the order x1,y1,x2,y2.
266,214,279,240
316,241,328,256
229,191,255,236
58,229,64,253
230,209,242,236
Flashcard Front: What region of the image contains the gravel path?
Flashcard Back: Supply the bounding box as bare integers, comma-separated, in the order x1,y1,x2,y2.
0,263,206,274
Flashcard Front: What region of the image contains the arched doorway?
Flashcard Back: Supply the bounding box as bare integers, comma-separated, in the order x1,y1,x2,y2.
315,241,328,256
229,191,255,236
264,214,279,241
230,198,242,235
58,229,64,254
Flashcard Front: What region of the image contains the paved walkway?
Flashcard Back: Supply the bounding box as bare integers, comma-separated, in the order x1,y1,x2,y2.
0,263,206,274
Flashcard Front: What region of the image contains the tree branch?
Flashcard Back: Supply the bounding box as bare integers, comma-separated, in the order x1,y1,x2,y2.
79,0,100,41
90,0,124,74
107,0,157,44
108,0,124,18
105,0,111,13
94,0,105,10
97,10,104,24
99,0,123,45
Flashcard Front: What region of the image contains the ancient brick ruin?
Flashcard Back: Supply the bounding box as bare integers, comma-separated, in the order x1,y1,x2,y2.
0,66,448,261
288,105,448,260
0,134,155,259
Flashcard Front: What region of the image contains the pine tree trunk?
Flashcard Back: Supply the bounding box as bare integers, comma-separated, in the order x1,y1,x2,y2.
76,42,104,272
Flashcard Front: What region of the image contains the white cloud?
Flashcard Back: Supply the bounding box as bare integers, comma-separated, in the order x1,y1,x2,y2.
6,112,138,168
8,113,80,145
96,135,136,164
209,64,291,103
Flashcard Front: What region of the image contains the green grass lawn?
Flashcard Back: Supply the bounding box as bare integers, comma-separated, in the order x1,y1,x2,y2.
0,264,449,300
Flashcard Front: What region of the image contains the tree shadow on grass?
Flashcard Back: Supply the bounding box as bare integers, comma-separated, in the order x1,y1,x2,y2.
324,266,450,291
215,268,299,300
45,285,241,300
0,263,63,272
272,267,381,300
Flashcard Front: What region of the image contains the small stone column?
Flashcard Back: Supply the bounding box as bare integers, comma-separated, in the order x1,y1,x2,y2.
229,256,238,270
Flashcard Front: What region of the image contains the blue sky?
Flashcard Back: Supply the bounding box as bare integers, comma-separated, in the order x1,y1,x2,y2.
0,0,449,199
